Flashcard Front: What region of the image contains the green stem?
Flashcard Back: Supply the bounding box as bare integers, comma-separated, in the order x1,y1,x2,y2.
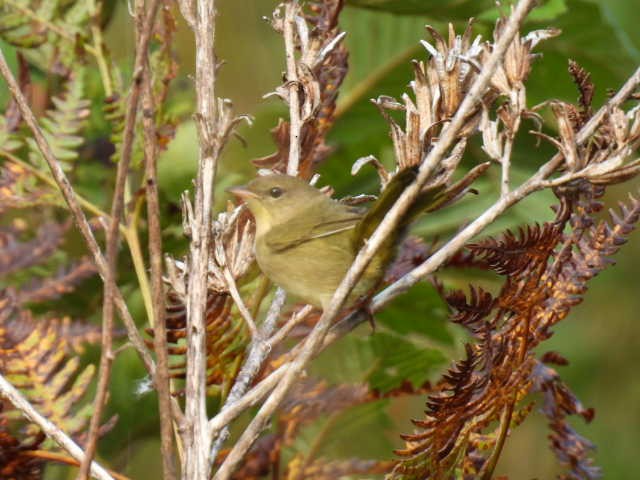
91,24,114,98
124,194,155,327
1,149,110,220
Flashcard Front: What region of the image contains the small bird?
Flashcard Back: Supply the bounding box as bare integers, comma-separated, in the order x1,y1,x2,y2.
228,168,461,310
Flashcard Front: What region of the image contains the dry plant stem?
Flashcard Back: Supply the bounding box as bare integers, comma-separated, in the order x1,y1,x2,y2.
206,308,366,439
181,0,219,477
0,373,114,480
0,47,155,375
22,451,131,480
142,67,178,479
284,1,302,176
500,133,514,196
204,67,640,458
208,288,288,468
77,1,162,477
267,304,313,346
223,267,259,336
376,64,640,307
212,2,536,477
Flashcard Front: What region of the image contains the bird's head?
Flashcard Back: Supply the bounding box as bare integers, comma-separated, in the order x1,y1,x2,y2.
228,174,324,236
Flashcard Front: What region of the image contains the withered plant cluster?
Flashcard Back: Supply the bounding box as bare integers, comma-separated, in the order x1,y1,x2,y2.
0,0,639,479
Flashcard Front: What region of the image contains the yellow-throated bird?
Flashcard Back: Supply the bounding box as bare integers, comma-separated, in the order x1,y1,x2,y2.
229,166,485,310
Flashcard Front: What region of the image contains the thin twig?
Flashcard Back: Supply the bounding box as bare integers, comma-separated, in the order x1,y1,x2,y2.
21,451,131,480
212,2,537,477
284,1,302,176
375,64,640,307
179,0,219,477
208,288,287,468
0,373,114,480
142,58,179,480
77,0,163,476
203,66,640,455
223,266,259,337
267,304,313,347
0,46,155,376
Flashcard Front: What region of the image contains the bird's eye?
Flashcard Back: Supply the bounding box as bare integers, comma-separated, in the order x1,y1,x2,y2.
269,187,283,198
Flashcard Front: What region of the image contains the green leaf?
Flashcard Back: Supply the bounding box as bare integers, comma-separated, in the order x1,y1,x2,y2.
345,0,493,18
526,0,637,106
377,282,453,345
27,68,90,171
366,332,446,392
585,0,640,63
480,0,568,22
293,400,394,460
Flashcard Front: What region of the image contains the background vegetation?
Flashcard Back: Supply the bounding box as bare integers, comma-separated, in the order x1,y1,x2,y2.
1,0,639,478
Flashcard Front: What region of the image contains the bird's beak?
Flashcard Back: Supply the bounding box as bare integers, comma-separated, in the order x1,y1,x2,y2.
227,185,259,200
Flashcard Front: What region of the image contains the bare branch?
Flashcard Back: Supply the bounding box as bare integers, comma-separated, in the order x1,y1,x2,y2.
0,373,115,480
375,64,640,308
222,265,258,337
180,0,220,477
284,1,303,176
141,35,179,480
208,288,287,466
77,1,163,477
212,2,539,476
0,46,155,376
267,304,313,347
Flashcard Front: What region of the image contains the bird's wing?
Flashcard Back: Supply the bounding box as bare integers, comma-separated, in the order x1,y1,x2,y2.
265,204,362,253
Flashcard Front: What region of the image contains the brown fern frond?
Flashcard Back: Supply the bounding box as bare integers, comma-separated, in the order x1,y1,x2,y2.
0,405,44,480
467,223,562,276
161,291,249,391
16,257,97,305
391,186,640,478
0,222,68,277
0,300,102,356
568,59,594,125
531,362,600,480
0,162,55,215
445,287,495,334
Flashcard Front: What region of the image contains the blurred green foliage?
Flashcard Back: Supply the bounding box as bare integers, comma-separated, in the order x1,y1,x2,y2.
1,0,639,478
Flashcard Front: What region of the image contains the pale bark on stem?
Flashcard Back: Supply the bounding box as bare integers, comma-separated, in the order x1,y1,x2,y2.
0,374,114,480
267,304,313,346
208,288,287,468
181,0,218,477
500,88,526,197
212,2,537,477
223,266,258,336
206,307,365,436
209,1,307,465
77,1,162,477
203,66,640,455
375,64,640,307
142,64,179,480
0,47,155,375
284,1,302,176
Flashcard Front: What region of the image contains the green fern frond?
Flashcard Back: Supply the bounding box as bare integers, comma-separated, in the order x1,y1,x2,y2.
0,307,96,442
0,0,59,48
27,68,90,171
